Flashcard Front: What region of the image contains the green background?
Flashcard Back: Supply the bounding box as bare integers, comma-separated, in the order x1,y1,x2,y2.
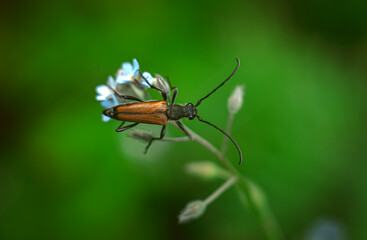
1,0,366,239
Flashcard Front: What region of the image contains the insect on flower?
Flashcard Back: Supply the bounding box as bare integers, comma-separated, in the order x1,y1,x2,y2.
100,58,243,165
96,59,154,121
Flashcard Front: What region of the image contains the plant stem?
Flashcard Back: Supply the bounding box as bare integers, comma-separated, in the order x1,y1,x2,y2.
160,136,191,142
170,121,236,172
221,112,234,156
203,176,237,205
170,121,283,240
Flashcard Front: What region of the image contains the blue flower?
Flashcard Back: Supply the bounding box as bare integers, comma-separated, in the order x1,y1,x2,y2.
116,59,140,84
115,59,155,88
97,59,156,122
142,72,154,87
96,76,119,122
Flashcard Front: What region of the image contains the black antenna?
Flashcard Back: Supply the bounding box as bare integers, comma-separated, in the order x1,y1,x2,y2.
107,84,122,100
195,58,240,107
197,116,243,165
138,70,168,101
137,70,153,88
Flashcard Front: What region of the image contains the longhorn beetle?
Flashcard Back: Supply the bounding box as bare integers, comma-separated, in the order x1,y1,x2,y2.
103,58,243,165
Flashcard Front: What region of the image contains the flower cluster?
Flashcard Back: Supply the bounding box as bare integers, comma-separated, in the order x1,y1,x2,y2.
95,59,155,122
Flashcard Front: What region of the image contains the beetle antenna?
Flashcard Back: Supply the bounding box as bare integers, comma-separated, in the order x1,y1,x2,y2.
197,115,242,165
137,70,153,88
106,84,122,100
138,70,168,101
195,58,240,107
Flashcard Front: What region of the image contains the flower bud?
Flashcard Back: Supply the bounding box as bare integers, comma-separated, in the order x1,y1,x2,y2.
153,74,171,101
178,200,206,223
228,85,245,114
129,130,154,142
185,161,230,180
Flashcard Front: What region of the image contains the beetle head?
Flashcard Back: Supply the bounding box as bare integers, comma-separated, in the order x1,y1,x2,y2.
185,103,198,120
103,107,116,120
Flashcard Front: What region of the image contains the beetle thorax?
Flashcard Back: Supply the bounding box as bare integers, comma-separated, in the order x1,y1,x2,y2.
167,103,197,120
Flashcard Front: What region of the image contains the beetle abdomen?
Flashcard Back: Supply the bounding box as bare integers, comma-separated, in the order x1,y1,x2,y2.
113,101,168,125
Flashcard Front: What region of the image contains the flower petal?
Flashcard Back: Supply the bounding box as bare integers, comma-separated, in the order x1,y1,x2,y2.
132,59,140,71
96,94,110,101
107,76,117,89
142,72,153,80
142,72,154,87
101,99,115,108
102,114,111,122
112,95,119,105
116,75,132,84
122,62,133,75
96,85,112,96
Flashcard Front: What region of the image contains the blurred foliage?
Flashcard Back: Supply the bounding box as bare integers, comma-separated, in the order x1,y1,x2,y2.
1,0,366,239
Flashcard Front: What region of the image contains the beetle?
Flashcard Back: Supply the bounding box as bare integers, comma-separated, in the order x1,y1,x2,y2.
103,58,243,165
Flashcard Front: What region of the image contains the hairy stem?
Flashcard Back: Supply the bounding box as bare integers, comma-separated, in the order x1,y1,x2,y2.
170,121,283,240
204,176,237,205
221,113,234,156
170,121,234,171
160,136,191,142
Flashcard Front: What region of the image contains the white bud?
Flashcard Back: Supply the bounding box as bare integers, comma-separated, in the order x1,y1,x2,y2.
152,74,171,100
178,200,206,223
228,85,245,114
185,161,229,180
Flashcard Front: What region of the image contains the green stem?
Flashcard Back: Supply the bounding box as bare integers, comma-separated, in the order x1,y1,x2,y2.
204,176,237,205
170,121,283,240
161,136,191,142
221,112,234,156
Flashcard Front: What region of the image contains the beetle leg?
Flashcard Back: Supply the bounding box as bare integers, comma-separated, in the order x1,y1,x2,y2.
166,76,173,89
106,84,144,102
114,93,144,103
118,121,126,128
116,122,139,132
171,87,178,105
148,84,167,101
119,95,144,102
175,120,191,139
138,70,167,101
144,125,166,154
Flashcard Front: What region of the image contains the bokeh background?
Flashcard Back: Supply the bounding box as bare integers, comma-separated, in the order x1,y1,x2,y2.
1,0,366,239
